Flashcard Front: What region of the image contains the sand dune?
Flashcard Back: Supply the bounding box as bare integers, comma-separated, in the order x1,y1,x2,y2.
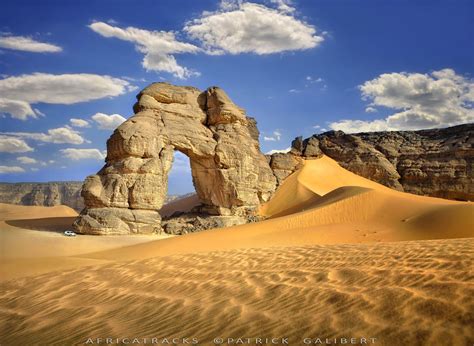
0,203,78,221
80,156,473,262
1,156,473,345
1,239,472,345
0,203,171,281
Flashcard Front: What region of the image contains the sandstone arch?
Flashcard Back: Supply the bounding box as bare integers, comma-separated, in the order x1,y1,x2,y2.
73,83,277,235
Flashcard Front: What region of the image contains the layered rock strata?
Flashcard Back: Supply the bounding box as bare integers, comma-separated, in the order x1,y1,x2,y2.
269,124,473,201
0,182,84,211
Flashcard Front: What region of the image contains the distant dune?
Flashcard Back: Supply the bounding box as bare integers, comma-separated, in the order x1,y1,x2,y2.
0,156,473,345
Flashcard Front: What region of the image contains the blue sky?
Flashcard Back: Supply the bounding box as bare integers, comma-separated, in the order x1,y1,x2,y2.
0,0,473,195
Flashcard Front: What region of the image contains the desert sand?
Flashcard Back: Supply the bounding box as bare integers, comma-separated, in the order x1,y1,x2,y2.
0,203,172,280
0,156,473,345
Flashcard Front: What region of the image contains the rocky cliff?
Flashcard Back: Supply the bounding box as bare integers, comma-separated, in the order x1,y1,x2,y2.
0,182,84,211
0,182,188,212
270,123,473,201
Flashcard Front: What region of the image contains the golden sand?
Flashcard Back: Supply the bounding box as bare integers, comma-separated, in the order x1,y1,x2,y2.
0,156,473,345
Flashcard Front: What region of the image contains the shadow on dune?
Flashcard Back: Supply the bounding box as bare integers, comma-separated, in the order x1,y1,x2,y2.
5,217,76,233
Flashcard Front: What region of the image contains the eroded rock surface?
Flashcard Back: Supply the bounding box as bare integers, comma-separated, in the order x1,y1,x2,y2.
269,124,473,201
0,182,84,211
74,83,276,235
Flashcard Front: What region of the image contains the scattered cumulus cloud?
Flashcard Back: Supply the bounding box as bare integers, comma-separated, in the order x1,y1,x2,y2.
365,106,377,113
330,68,474,133
0,165,25,174
89,22,200,79
305,76,323,83
184,2,323,55
0,136,34,153
0,73,136,120
312,125,328,133
70,118,90,128
60,148,106,160
2,126,86,144
270,0,295,14
264,130,282,141
0,35,62,53
17,156,37,164
330,119,389,133
0,99,36,120
92,112,127,130
266,146,291,155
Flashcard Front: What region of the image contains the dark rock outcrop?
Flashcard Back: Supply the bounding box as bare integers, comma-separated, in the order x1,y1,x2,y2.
269,124,474,201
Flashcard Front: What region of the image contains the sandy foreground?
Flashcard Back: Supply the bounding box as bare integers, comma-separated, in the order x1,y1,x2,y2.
0,156,473,345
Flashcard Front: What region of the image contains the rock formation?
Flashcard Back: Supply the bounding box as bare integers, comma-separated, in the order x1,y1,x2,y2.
0,182,84,211
73,81,473,235
0,182,185,213
73,83,276,235
269,123,473,201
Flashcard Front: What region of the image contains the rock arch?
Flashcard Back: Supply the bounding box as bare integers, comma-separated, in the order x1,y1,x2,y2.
73,83,276,235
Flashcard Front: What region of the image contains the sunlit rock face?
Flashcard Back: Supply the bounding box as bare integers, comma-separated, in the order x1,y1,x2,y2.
269,124,474,201
74,83,276,235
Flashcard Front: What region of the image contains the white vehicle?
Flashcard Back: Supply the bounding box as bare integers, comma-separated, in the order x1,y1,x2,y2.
64,230,77,237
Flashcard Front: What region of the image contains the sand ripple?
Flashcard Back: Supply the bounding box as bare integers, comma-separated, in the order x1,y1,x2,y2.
1,238,473,345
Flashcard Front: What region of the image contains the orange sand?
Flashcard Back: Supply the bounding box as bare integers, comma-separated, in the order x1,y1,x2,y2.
1,156,473,345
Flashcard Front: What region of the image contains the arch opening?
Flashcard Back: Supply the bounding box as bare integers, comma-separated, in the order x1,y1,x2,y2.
159,151,201,218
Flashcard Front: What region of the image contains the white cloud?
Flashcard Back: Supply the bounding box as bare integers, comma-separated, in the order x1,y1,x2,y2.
0,73,135,120
0,136,34,153
17,156,37,164
330,68,474,133
312,125,328,133
60,148,105,161
184,2,323,55
2,127,85,144
266,146,291,155
70,118,90,128
31,167,39,172
306,76,323,83
270,0,295,14
329,119,390,133
0,35,62,53
365,106,377,113
0,99,36,120
170,151,191,174
89,22,200,79
0,165,25,174
288,89,301,93
264,130,282,141
92,112,127,130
